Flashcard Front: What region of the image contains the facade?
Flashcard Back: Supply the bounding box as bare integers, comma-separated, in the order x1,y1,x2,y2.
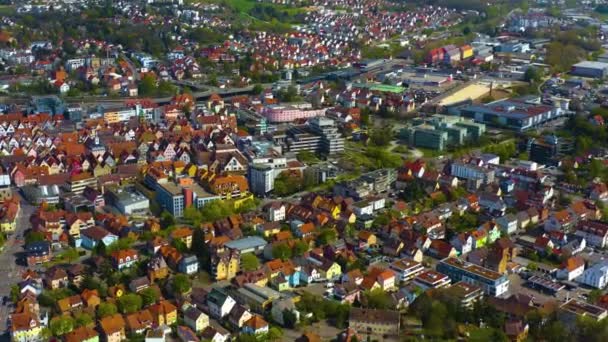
575,220,608,248
456,97,567,131
262,104,326,123
348,308,400,338
451,162,495,184
249,164,274,195
571,61,608,79
105,187,150,215
528,135,573,167
579,261,608,289
156,178,220,217
400,115,486,151
436,257,509,297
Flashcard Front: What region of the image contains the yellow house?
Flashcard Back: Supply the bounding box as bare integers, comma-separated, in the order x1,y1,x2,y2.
11,312,43,342
104,110,120,124
319,261,342,280
93,163,112,177
185,164,198,177
150,300,177,326
213,250,240,280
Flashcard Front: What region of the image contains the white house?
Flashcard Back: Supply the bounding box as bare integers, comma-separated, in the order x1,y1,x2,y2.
264,202,285,222
579,261,608,289
207,289,236,319
450,233,474,255
556,256,585,281
575,220,608,248
497,214,518,235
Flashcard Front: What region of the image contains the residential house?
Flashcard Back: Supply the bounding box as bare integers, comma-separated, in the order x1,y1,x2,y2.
171,227,194,249
228,305,253,329
99,314,126,342
111,249,139,270
177,326,200,342
65,326,99,342
243,315,269,335
557,256,585,281
149,300,178,326
125,309,154,334
207,289,236,319
81,226,118,249
179,255,200,275
264,202,286,222
10,312,43,342
575,220,608,248
497,214,518,235
184,306,209,333
544,210,575,232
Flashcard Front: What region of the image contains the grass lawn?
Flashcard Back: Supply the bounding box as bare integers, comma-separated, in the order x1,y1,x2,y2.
0,5,15,16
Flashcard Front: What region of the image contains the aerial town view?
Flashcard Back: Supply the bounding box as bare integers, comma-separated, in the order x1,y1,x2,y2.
5,0,608,341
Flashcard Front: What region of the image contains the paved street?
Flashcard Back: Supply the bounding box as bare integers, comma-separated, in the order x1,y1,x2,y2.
0,193,35,332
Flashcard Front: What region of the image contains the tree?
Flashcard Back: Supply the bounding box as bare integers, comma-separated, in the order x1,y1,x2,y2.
252,84,264,95
50,316,74,336
363,289,392,309
173,274,192,294
25,231,46,244
267,326,283,341
138,74,157,97
588,289,603,304
524,66,543,83
272,243,292,261
10,285,19,303
200,200,234,222
316,228,337,245
98,302,118,318
74,313,93,328
140,287,159,307
160,210,175,228
293,240,309,256
241,253,260,271
117,293,143,314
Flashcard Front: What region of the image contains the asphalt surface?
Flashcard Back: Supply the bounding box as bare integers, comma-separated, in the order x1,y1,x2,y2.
0,194,35,333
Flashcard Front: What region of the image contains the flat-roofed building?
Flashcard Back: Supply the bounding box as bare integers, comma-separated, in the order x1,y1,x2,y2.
558,299,607,328
437,257,509,297
444,281,484,308
413,270,451,290
389,258,425,283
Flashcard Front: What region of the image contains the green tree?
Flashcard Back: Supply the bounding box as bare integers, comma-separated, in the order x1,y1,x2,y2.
173,274,192,294
272,243,292,261
252,84,264,95
50,316,74,336
140,287,159,307
25,231,46,244
316,228,337,245
97,302,118,318
364,289,392,310
293,240,309,256
117,293,143,314
160,210,175,228
74,313,93,328
241,253,260,271
138,74,157,97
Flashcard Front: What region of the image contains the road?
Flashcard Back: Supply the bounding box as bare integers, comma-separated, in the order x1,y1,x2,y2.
0,192,35,332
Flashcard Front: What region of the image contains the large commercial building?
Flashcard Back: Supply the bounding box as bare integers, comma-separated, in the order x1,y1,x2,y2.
106,186,150,215
249,164,275,196
450,162,495,184
571,61,608,79
436,257,509,297
285,117,344,155
262,103,326,123
156,177,220,217
527,135,574,166
455,97,568,131
400,115,485,151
